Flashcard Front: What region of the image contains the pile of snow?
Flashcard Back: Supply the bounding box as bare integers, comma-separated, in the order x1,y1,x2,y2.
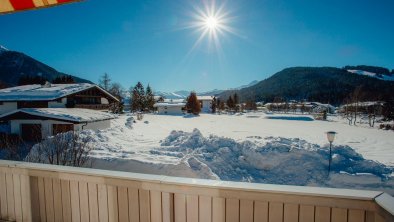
153,129,392,186
347,69,394,81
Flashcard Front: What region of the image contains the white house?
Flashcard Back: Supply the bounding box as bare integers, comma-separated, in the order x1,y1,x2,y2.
0,82,119,115
0,108,115,141
197,96,214,113
154,102,185,115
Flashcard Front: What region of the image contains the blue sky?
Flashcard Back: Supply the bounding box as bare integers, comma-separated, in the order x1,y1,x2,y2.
1,0,393,92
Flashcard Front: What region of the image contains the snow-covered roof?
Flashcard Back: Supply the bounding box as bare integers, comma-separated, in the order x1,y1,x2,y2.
0,108,116,123
153,103,186,107
197,96,213,101
0,83,119,102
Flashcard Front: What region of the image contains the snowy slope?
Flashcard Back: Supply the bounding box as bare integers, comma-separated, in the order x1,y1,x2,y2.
33,113,394,193
347,69,394,81
0,45,8,54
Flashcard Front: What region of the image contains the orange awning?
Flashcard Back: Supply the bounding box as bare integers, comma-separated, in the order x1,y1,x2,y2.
0,0,81,14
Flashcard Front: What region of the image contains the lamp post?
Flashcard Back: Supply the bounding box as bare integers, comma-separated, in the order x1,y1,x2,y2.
326,131,337,174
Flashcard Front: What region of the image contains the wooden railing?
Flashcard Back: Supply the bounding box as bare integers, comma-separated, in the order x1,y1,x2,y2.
0,160,393,222
74,104,109,110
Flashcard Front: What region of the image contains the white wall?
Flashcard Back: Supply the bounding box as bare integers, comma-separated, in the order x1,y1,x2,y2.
74,119,111,131
101,98,109,105
0,102,17,115
10,119,73,138
200,100,212,113
10,119,111,139
157,106,184,115
48,98,67,108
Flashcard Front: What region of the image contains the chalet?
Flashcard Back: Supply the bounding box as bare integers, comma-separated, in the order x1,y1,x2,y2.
0,108,115,141
0,83,119,141
0,82,119,115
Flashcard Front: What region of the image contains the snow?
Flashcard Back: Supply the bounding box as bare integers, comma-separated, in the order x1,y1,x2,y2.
0,83,95,101
51,112,394,194
1,108,116,122
0,45,8,54
347,69,394,81
153,102,186,107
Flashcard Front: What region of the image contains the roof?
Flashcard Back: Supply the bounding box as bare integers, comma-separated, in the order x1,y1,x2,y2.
0,83,119,102
153,103,186,107
197,96,213,101
0,108,116,123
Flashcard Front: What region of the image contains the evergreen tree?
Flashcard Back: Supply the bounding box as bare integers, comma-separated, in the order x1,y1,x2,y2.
211,97,217,113
186,92,201,115
233,93,239,105
131,88,140,112
99,73,111,90
53,75,75,84
382,100,394,121
18,75,47,85
226,96,234,110
145,84,155,111
135,82,145,110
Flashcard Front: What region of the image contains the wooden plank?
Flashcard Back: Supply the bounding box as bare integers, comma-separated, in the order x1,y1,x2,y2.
365,211,374,222
107,185,118,222
6,173,15,221
28,176,41,222
315,206,330,222
212,197,225,222
187,195,198,222
331,208,347,222
348,209,365,222
20,175,32,222
52,178,63,222
174,193,186,222
199,196,212,222
0,172,7,219
44,177,55,222
128,188,139,222
98,184,109,222
139,189,151,222
268,202,283,222
13,174,23,222
79,181,90,222
374,214,385,222
283,203,298,222
118,186,129,222
299,205,314,222
88,183,99,222
240,199,253,222
254,201,268,222
151,190,162,222
69,180,80,222
38,177,47,222
61,180,72,222
226,198,239,222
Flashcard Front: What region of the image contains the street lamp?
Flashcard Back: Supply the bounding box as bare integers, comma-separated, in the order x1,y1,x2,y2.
326,131,337,174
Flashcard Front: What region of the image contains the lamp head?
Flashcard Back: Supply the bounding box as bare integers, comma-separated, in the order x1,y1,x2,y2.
326,131,337,143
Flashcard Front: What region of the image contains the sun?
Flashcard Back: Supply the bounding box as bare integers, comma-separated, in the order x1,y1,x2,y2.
205,16,219,30
184,1,237,53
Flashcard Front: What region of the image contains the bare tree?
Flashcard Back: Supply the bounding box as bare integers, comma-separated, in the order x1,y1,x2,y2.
26,131,94,167
99,73,111,91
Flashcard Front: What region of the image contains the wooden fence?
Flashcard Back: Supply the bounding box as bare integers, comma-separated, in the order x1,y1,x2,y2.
0,160,393,222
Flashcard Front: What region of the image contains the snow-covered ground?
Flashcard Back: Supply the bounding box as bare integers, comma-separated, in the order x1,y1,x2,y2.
74,112,394,193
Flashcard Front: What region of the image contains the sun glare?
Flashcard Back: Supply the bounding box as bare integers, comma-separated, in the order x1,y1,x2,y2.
184,1,238,54
205,16,219,30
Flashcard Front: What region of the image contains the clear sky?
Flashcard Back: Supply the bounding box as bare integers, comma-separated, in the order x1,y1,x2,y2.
1,0,393,92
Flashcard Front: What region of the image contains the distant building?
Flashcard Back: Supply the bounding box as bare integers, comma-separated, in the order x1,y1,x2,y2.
154,102,185,115
197,96,214,113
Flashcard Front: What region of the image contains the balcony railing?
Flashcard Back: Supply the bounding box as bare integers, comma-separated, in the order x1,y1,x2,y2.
74,104,109,110
0,160,393,222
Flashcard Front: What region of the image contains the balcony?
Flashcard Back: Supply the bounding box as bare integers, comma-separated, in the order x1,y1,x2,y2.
0,160,393,222
74,104,109,110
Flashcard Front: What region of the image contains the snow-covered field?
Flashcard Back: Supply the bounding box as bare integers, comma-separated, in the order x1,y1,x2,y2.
83,112,394,194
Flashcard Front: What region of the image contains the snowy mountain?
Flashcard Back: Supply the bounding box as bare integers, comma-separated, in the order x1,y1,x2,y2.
155,81,258,99
347,69,394,81
0,45,8,54
0,45,91,87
